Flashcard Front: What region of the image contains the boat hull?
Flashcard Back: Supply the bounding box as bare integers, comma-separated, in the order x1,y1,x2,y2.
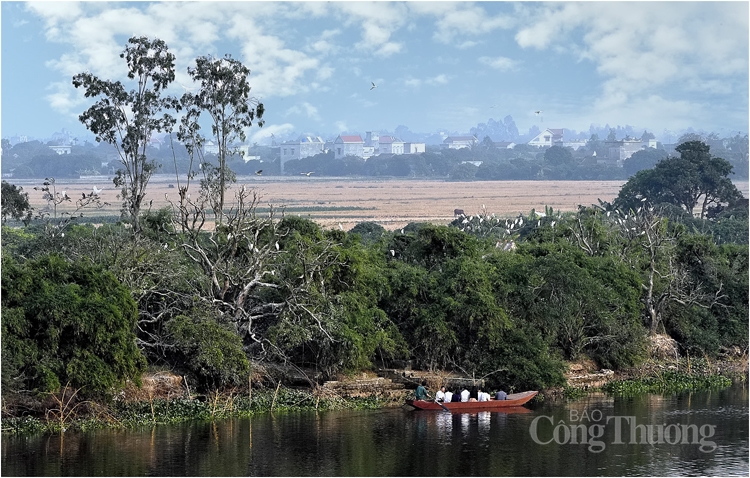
406,391,538,411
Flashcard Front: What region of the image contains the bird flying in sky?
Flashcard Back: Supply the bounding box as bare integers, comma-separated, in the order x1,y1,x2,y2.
370,81,377,90
255,170,263,176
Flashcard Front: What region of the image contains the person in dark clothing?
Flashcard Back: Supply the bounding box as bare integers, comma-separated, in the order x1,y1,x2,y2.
495,390,508,400
452,391,462,402
469,386,479,402
415,381,429,401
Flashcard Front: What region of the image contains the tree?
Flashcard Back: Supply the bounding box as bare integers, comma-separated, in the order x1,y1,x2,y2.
544,145,574,167
178,54,264,225
607,129,617,141
1,181,32,225
615,141,743,219
641,130,656,141
622,148,667,176
73,36,179,233
1,254,146,395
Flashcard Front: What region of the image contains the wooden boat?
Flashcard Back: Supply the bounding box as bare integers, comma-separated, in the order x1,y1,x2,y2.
406,391,538,411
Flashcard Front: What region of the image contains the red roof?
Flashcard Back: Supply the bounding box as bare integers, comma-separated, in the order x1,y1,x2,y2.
339,135,363,143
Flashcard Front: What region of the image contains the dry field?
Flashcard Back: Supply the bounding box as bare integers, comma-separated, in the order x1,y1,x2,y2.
16,175,750,232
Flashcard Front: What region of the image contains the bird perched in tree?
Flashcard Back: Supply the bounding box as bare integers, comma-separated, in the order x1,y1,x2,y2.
370,81,377,90
255,170,263,176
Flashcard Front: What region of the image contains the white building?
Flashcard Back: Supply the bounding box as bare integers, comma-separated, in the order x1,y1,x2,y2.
378,135,405,155
404,142,426,154
441,135,477,149
49,145,72,155
604,137,656,165
527,128,564,147
333,135,365,159
203,141,220,155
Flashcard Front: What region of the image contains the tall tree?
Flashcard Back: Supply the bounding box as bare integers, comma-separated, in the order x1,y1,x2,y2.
179,54,264,224
73,36,178,233
615,141,743,219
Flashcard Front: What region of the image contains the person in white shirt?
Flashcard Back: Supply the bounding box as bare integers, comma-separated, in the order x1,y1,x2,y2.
478,391,490,402
435,386,446,402
444,389,453,403
460,388,470,402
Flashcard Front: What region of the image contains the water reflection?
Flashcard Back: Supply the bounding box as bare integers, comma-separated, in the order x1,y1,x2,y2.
2,385,747,476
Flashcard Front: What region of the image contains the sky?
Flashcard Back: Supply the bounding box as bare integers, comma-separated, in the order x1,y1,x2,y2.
2,1,748,145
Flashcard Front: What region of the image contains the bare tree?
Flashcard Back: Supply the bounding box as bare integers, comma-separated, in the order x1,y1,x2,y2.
166,186,344,361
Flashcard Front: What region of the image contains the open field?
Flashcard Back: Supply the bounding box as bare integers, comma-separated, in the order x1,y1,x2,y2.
15,175,750,232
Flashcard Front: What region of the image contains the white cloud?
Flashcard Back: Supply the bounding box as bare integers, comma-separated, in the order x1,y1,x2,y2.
426,74,449,86
286,102,321,122
478,56,518,71
335,121,348,132
514,2,748,126
248,123,294,144
333,2,408,57
45,81,82,114
404,77,421,88
456,40,479,50
412,3,514,45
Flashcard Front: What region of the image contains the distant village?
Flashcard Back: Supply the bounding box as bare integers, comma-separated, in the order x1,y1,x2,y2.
1,124,731,180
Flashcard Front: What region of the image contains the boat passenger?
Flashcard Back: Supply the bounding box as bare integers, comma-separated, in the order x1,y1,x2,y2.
415,381,429,401
435,386,446,402
495,390,508,400
452,391,462,402
478,390,490,402
469,386,479,402
460,388,470,402
443,389,453,403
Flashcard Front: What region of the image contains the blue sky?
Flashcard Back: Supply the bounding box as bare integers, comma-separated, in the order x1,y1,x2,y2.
2,1,748,144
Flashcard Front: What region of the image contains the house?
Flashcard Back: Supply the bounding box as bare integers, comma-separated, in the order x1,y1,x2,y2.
604,136,655,165
562,139,587,150
493,141,516,149
404,142,426,154
442,135,477,149
280,136,325,161
378,135,405,155
49,145,72,155
527,128,564,147
278,135,325,173
203,141,220,155
333,135,365,159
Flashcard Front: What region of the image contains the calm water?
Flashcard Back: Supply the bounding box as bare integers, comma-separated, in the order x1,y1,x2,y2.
2,384,747,476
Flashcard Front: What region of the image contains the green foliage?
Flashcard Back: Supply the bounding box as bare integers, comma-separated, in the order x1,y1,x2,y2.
544,145,574,167
615,141,743,219
602,372,732,396
1,254,146,396
349,221,387,244
1,181,33,225
73,36,179,233
166,313,250,390
622,148,668,176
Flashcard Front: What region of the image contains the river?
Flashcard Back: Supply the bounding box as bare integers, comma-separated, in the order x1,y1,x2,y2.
2,384,747,476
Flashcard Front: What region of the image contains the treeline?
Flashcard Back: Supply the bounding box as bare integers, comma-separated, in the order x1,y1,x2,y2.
4,134,748,182
2,144,747,401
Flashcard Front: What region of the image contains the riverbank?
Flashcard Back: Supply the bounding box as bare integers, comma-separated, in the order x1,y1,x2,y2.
2,355,746,436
